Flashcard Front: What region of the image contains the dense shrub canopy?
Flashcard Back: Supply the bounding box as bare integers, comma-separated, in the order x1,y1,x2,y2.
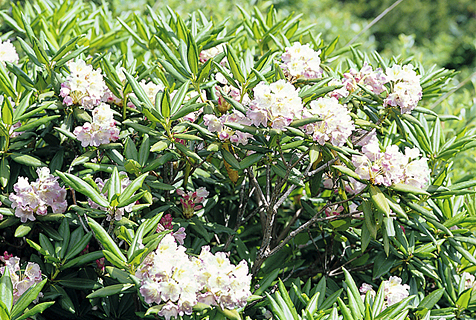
0,1,476,320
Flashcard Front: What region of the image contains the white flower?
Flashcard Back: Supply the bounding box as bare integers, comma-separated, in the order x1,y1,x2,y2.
0,40,19,64
281,42,322,79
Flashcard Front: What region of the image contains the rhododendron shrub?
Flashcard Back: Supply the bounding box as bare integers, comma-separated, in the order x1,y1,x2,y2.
1,1,476,319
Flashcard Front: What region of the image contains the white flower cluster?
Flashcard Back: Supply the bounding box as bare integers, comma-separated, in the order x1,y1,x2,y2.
136,234,251,320
340,62,388,98
73,103,120,147
9,168,68,223
0,39,19,64
352,131,430,188
384,64,422,114
302,97,354,147
87,172,133,221
462,272,476,291
0,253,43,304
359,276,410,310
60,59,107,109
247,80,303,129
204,110,253,145
199,44,225,63
281,42,322,80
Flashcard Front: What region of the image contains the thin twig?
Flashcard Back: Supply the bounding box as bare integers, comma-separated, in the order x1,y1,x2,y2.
346,0,405,47
428,70,476,110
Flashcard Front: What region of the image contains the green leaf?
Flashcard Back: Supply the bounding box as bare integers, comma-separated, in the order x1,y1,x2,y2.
240,153,264,169
221,149,240,170
10,153,46,167
138,134,150,167
0,266,13,315
2,95,13,125
87,217,127,262
117,173,148,205
333,165,362,181
226,45,245,83
390,183,430,195
456,288,472,310
370,185,390,217
289,117,322,128
108,167,121,203
418,288,444,310
15,301,55,320
160,89,171,118
86,283,134,299
187,35,199,75
56,171,109,208
14,222,34,238
362,201,377,239
64,232,93,261
61,251,104,269
343,268,365,315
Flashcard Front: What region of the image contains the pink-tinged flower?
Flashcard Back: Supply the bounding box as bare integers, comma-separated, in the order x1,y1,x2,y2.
0,39,19,64
0,254,43,304
325,205,344,217
9,168,67,223
203,111,253,145
352,135,429,188
342,62,388,95
281,42,322,80
463,272,476,291
384,64,422,114
199,45,225,63
302,97,354,147
73,103,120,147
157,213,173,231
87,172,134,221
60,59,107,109
177,187,209,219
247,80,303,129
136,233,251,316
384,276,410,307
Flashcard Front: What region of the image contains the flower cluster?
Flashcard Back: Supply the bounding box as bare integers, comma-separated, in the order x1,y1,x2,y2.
352,131,430,188
341,62,387,97
0,252,43,304
87,172,134,221
0,39,19,64
9,168,67,223
281,42,322,80
199,44,225,63
60,59,107,109
302,97,354,147
73,103,120,147
136,234,251,320
203,110,253,145
247,80,303,129
360,276,410,310
384,64,422,114
177,187,209,219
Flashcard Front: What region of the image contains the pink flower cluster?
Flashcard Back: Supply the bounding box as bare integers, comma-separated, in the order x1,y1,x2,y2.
215,73,250,113
136,234,251,320
9,168,67,223
0,252,43,304
302,97,354,147
177,187,209,219
360,276,410,310
247,80,303,129
203,111,253,145
199,45,225,63
88,172,134,221
330,63,422,114
384,64,422,114
0,39,19,64
60,59,107,109
73,103,120,147
352,131,430,188
281,42,322,80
